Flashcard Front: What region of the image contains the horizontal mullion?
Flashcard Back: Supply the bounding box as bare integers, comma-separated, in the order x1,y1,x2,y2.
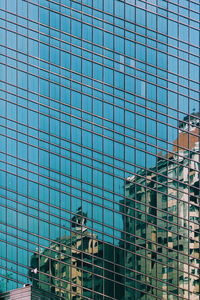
1,118,200,210
1,59,199,140
1,26,199,103
1,224,199,293
0,262,94,300
1,215,199,287
1,196,198,269
1,165,199,245
1,120,200,211
2,45,199,101
2,91,200,170
1,219,199,294
2,10,200,85
117,0,200,24
0,256,164,300
21,0,200,46
1,1,200,298
1,65,200,144
1,73,200,155
1,42,199,101
0,237,192,300
21,0,200,26
1,187,199,262
1,92,200,174
2,9,200,65
1,144,200,238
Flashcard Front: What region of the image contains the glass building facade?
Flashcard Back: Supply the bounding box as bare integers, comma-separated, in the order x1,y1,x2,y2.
0,0,199,299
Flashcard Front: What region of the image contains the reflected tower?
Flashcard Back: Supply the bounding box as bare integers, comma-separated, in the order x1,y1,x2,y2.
123,113,200,299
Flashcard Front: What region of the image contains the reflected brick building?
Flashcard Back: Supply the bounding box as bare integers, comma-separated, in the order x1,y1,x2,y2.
122,113,200,300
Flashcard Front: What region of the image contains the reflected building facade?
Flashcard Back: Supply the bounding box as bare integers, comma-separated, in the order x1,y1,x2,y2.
0,0,200,299
29,208,123,299
123,113,200,299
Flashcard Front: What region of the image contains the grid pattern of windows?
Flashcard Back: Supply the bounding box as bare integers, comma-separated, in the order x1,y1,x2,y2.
0,0,199,299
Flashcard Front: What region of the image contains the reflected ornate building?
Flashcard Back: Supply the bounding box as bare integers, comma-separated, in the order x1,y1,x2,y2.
122,113,200,300
29,208,123,299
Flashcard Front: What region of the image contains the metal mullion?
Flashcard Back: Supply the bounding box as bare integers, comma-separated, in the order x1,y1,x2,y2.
1,185,199,255
1,46,199,120
0,261,92,300
0,129,198,211
0,253,184,300
129,0,198,19
1,226,198,294
1,10,200,66
1,223,199,291
1,126,200,212
2,1,199,298
1,148,199,241
1,19,200,87
2,14,199,86
15,0,20,288
1,131,200,213
1,61,199,142
1,106,200,195
2,212,199,283
21,0,200,29
1,106,200,190
4,3,9,292
1,91,200,172
1,190,199,266
1,78,200,160
1,223,199,295
0,222,198,297
21,0,200,45
0,256,163,300
1,55,199,133
69,5,72,292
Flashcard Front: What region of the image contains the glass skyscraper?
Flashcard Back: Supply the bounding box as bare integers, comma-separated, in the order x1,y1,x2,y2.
0,0,199,299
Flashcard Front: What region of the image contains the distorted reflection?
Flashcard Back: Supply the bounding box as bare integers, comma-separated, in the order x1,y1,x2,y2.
29,207,124,299
29,114,199,299
122,113,200,299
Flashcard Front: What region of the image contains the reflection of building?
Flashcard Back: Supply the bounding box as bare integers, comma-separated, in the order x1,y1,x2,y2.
0,285,62,300
122,114,200,300
29,208,123,299
1,0,199,298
